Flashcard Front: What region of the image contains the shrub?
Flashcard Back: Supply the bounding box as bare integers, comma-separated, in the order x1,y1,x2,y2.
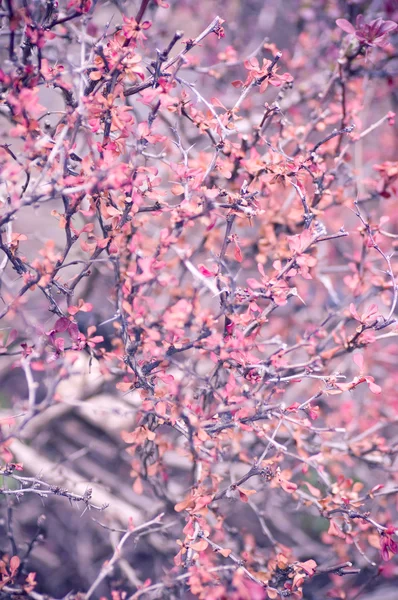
0,1,397,598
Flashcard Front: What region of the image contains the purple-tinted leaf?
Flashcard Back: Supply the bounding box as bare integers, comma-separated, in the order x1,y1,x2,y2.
355,32,367,43
356,14,365,29
336,19,355,34
55,338,65,352
372,36,390,48
53,317,70,333
378,20,398,35
370,17,384,31
68,322,81,342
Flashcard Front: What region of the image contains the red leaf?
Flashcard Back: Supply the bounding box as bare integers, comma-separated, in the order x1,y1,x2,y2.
198,264,216,277
68,322,81,342
238,487,256,502
53,317,70,333
298,559,317,576
280,478,298,494
234,245,243,263
328,519,346,539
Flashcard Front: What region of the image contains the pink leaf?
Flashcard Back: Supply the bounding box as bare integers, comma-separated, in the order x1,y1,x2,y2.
353,353,364,370
328,519,346,539
54,338,65,353
53,317,71,333
68,322,81,342
198,264,216,277
349,303,361,322
234,245,243,263
9,555,20,574
298,559,317,576
336,19,356,34
365,377,382,394
6,329,18,347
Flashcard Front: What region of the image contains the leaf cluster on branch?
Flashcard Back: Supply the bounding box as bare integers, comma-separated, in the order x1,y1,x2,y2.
0,0,398,598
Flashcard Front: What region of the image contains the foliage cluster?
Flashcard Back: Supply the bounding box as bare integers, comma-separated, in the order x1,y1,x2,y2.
0,0,397,598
